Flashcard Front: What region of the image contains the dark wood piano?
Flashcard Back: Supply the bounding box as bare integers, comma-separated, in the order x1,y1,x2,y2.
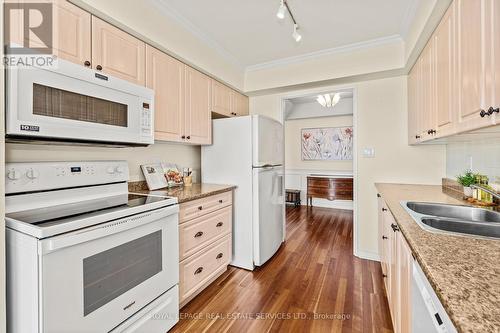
306,176,353,207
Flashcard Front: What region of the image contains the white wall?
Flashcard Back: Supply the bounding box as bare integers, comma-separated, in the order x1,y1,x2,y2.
250,76,446,257
446,140,500,183
72,0,244,90
6,142,201,182
285,115,353,171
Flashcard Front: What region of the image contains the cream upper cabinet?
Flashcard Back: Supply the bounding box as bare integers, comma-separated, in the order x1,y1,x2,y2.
419,42,436,141
185,67,212,145
456,0,495,131
492,0,500,124
146,45,184,142
434,3,456,138
408,62,421,145
92,16,146,85
230,91,250,117
211,80,232,117
6,0,91,66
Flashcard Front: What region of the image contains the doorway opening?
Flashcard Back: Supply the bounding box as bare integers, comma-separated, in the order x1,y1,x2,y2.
281,88,357,251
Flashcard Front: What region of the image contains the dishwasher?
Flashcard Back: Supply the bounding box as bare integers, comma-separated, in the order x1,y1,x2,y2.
412,260,457,333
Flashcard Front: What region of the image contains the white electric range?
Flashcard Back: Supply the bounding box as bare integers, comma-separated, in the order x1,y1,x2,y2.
5,161,179,333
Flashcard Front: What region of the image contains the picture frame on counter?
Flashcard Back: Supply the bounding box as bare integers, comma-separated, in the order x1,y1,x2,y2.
141,163,168,190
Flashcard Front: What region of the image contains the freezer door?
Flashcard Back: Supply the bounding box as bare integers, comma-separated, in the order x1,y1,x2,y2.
252,166,284,266
252,115,283,167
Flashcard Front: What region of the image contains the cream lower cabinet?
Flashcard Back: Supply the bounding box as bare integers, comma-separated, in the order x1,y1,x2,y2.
378,195,412,333
178,191,233,306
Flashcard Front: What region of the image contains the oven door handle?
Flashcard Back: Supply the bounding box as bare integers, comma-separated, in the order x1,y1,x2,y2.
39,205,179,254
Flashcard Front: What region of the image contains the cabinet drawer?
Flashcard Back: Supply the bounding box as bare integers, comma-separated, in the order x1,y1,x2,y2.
179,235,231,302
180,206,232,260
179,191,232,223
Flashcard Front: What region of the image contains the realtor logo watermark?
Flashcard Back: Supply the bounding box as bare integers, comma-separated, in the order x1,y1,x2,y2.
3,2,57,67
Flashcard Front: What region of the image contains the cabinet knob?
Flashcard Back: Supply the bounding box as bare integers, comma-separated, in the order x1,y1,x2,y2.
194,231,203,238
487,106,499,115
382,235,388,240
216,222,223,227
219,199,223,203
391,223,399,232
382,274,387,278
216,253,223,259
186,136,191,140
96,65,103,71
198,206,203,210
84,60,91,67
194,267,203,275
480,109,488,118
377,193,381,198
415,135,421,139
382,208,388,212
181,135,186,139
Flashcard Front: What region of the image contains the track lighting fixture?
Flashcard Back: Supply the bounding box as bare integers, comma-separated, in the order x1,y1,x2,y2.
276,0,303,42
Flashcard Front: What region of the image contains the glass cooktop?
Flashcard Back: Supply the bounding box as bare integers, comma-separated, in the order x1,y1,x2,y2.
6,193,173,227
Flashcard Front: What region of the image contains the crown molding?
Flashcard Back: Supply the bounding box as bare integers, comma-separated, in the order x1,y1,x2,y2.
151,0,244,70
245,35,404,72
399,0,420,39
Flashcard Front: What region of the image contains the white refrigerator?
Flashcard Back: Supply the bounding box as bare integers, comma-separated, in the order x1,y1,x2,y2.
202,115,285,270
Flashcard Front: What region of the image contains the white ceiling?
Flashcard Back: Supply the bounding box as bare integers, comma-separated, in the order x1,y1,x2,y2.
156,0,418,68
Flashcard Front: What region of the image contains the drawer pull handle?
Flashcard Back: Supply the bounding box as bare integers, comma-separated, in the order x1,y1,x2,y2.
194,231,204,238
198,206,203,210
194,267,203,275
382,236,388,240
219,199,223,203
216,222,223,227
382,208,387,212
216,253,223,259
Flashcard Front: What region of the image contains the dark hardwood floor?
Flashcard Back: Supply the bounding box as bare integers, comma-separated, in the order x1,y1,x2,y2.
171,206,393,333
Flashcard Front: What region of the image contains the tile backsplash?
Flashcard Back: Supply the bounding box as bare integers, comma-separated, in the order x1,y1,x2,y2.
446,139,500,183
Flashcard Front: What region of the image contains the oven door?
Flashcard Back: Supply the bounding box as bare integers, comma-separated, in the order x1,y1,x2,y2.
6,59,153,145
39,205,178,333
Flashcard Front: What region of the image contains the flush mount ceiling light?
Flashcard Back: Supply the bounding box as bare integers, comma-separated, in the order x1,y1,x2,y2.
317,93,341,108
276,0,302,42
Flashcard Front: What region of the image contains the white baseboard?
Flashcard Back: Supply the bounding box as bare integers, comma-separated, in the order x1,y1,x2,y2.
355,250,380,262
306,198,353,210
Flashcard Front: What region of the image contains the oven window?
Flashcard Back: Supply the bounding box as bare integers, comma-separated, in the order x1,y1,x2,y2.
83,231,162,316
33,83,128,127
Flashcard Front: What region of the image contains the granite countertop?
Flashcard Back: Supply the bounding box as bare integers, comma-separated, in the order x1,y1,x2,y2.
375,183,500,333
131,183,236,204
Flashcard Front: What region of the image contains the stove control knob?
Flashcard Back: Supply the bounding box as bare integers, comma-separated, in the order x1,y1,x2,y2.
26,169,39,179
115,166,125,174
106,167,116,174
7,169,21,180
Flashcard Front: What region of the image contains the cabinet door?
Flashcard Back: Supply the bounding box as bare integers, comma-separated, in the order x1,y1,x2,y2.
92,16,145,85
146,46,184,142
397,231,413,333
456,0,495,131
5,0,91,66
378,196,388,276
211,80,232,116
491,0,500,124
408,63,421,145
185,67,212,145
382,209,395,315
230,91,249,117
420,42,436,141
434,3,456,138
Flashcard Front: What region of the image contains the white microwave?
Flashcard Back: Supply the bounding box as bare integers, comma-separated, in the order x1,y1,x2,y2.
6,58,154,146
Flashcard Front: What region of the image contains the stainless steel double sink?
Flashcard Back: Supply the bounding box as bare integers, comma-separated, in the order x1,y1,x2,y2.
401,201,500,239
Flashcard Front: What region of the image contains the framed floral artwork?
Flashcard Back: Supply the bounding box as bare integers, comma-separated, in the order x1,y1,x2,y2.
301,127,353,160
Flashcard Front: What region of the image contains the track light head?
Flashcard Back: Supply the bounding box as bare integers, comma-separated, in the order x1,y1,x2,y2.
276,0,286,19
292,24,302,42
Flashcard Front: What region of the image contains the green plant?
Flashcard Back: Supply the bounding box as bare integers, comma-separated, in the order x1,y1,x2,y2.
457,170,476,187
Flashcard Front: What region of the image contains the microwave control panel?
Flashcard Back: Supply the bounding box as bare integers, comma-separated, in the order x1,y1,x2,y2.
140,102,153,141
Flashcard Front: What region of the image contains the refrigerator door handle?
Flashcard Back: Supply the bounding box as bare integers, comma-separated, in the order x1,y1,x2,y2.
277,175,283,197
